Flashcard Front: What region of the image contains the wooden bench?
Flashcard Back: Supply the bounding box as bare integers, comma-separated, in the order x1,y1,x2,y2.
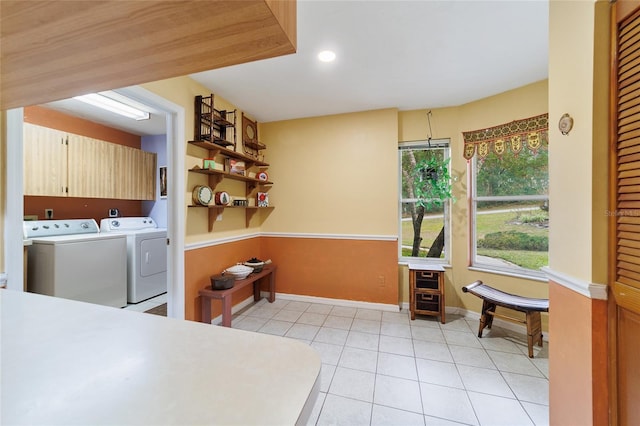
462,280,549,358
199,265,276,327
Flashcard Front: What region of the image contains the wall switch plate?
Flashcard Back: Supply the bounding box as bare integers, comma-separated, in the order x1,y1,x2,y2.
45,209,53,219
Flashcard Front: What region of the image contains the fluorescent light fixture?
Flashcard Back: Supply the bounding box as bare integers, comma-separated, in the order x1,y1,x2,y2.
73,91,150,121
318,50,336,62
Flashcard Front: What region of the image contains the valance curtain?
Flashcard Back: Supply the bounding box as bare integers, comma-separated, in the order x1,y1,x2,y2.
462,113,549,160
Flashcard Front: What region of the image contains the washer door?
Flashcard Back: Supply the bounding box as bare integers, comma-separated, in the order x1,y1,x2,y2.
140,237,167,277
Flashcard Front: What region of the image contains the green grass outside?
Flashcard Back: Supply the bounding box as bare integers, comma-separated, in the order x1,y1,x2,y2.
476,248,548,270
402,206,548,269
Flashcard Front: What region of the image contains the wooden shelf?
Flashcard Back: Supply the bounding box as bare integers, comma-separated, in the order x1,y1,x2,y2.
189,205,274,230
244,140,267,151
188,140,269,167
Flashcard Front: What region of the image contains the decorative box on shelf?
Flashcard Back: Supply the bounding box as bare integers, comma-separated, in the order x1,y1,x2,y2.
257,192,269,207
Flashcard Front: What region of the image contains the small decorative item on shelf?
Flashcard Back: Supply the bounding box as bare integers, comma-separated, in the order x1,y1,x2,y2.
242,113,266,161
192,185,213,206
225,158,245,176
214,191,230,205
257,171,269,181
257,192,269,207
233,198,248,207
203,158,216,170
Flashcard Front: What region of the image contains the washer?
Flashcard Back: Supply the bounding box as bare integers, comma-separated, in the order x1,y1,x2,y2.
24,219,127,308
100,217,167,303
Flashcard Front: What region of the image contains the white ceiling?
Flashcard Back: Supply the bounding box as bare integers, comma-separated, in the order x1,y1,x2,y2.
44,0,549,135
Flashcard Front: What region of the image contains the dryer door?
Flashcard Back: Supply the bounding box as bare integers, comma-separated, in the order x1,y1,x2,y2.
140,237,167,277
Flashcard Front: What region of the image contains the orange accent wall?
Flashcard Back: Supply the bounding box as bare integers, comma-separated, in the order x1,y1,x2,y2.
261,236,398,305
184,236,399,322
22,105,143,221
24,196,141,224
549,281,608,426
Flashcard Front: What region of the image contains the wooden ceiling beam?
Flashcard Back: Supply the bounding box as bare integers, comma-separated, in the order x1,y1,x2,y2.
0,0,296,110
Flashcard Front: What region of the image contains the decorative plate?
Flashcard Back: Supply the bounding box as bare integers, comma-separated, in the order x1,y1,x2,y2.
558,113,573,135
257,171,269,181
193,185,213,206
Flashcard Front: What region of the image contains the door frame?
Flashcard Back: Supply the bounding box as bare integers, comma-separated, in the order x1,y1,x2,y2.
5,86,187,320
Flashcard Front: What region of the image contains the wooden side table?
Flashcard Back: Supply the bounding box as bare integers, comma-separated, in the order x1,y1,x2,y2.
409,264,445,324
199,265,276,327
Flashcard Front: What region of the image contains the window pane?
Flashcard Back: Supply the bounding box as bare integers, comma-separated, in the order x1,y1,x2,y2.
476,149,548,197
399,140,449,262
475,200,548,271
401,202,445,258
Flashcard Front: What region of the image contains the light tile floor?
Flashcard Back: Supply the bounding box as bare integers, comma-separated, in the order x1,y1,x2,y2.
232,298,549,426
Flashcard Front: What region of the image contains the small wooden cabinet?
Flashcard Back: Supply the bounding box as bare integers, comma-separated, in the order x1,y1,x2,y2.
409,264,445,323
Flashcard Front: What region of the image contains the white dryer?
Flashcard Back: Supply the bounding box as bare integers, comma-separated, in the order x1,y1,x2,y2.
24,219,127,308
100,217,167,303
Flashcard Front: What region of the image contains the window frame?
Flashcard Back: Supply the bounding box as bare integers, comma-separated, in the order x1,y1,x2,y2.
398,139,451,265
469,155,549,280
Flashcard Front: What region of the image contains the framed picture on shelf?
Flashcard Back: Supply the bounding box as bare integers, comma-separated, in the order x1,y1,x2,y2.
226,158,246,176
257,192,269,207
159,166,167,199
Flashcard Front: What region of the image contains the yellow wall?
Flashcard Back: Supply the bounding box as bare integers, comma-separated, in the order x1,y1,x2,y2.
397,81,550,320
142,77,264,244
260,108,398,235
548,1,611,425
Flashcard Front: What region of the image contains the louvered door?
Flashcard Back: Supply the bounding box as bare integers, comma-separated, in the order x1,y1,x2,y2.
613,3,640,425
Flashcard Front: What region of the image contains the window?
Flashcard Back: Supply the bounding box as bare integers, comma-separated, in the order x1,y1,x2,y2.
399,139,450,263
470,147,549,278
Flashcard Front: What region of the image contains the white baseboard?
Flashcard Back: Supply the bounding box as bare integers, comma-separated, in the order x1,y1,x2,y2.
266,292,401,312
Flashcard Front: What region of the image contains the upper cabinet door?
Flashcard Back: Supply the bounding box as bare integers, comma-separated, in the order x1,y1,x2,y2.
67,134,117,199
23,123,68,196
114,145,156,201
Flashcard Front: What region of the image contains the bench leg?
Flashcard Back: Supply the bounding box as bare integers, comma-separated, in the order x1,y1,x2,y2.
201,297,212,324
221,296,232,327
526,311,542,358
478,301,496,338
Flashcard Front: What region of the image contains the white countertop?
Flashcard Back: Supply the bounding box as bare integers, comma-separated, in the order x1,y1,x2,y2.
1,290,321,425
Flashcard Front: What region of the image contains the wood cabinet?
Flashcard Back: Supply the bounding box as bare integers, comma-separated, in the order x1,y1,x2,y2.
409,264,445,323
23,123,156,200
188,140,272,231
23,123,68,196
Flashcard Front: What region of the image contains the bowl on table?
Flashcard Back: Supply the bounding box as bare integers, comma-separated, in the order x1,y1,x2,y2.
223,264,254,280
243,257,265,273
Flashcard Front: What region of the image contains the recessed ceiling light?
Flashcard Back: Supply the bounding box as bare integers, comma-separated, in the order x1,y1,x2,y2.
318,50,336,62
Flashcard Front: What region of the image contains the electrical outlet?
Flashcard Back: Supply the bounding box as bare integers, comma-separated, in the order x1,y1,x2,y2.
45,209,53,219
216,213,223,221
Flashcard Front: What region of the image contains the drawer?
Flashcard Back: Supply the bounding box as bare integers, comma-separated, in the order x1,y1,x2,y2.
415,271,440,290
415,293,440,312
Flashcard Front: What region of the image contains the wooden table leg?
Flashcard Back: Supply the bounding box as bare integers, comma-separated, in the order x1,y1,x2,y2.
221,296,232,327
268,269,276,303
201,297,212,324
253,279,261,302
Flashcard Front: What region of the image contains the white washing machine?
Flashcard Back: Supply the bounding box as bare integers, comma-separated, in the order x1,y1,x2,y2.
24,219,127,308
100,217,167,303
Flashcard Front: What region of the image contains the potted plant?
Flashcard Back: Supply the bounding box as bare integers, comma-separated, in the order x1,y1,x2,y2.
413,156,454,209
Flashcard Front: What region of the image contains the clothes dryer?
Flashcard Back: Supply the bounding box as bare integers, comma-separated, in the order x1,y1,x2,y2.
100,217,167,303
